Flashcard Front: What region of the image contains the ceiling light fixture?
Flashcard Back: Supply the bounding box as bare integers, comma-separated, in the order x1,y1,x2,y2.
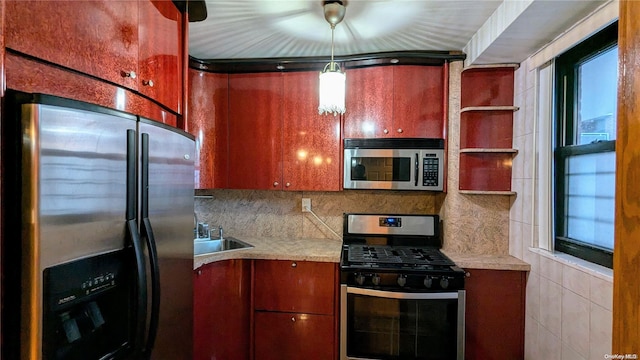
318,1,346,116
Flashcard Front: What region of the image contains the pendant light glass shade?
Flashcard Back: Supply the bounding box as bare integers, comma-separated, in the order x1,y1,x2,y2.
318,1,346,116
318,65,346,116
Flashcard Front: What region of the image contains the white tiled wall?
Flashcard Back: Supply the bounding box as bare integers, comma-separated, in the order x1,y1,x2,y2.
510,6,616,356
519,248,613,360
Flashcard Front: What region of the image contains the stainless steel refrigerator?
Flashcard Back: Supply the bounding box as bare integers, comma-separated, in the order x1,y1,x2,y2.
1,92,194,359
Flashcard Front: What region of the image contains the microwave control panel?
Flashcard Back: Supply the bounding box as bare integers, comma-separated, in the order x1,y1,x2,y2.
423,157,439,186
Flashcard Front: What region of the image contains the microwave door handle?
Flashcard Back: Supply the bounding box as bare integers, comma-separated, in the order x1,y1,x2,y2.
415,153,419,186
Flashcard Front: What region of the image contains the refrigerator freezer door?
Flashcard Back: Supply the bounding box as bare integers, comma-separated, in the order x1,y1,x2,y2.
30,103,137,268
21,102,137,360
138,120,194,359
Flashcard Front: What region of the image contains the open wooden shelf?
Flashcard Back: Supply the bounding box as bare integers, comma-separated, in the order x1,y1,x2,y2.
461,105,519,113
463,63,520,71
459,190,517,196
459,148,518,153
459,65,517,193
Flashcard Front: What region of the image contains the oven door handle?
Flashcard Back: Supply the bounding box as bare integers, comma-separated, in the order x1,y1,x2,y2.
346,286,460,300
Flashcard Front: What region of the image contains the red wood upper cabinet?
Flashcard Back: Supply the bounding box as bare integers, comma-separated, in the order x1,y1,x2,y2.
344,67,394,138
228,73,283,190
188,70,229,189
138,0,182,113
5,0,139,90
282,71,342,191
344,65,446,138
393,65,445,138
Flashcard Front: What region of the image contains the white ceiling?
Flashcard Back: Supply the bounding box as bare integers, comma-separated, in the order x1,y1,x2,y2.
188,0,610,64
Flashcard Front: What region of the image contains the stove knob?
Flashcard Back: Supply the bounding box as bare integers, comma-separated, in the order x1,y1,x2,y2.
397,275,407,287
372,274,381,286
355,273,365,286
440,277,449,289
424,276,433,288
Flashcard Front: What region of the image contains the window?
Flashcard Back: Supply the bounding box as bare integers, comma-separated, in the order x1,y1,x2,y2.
554,22,617,268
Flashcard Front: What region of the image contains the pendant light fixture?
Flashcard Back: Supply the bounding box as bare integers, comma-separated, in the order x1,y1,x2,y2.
318,1,346,116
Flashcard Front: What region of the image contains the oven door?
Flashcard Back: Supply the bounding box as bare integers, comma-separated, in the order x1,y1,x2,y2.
340,285,465,360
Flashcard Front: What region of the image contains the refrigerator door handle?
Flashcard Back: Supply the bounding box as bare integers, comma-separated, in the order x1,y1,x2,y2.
140,133,161,358
126,219,147,357
126,130,137,221
127,130,148,357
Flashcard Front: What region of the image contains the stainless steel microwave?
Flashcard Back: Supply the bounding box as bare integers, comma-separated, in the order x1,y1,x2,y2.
343,138,444,191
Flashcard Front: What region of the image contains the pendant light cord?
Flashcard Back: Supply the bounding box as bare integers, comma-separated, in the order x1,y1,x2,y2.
330,25,336,71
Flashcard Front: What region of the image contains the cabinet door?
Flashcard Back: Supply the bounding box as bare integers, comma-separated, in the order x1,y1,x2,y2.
193,260,251,360
228,73,283,190
254,260,335,315
139,0,182,112
5,0,139,90
188,70,229,189
254,312,334,360
465,269,526,360
393,65,445,138
343,67,393,138
282,72,341,191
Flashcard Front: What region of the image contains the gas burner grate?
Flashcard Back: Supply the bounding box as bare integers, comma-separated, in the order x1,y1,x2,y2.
347,245,454,266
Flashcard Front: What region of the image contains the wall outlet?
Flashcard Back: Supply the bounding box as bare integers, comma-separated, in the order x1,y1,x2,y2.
301,198,311,212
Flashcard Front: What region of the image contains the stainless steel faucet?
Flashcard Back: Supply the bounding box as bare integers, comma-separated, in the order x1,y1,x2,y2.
194,212,211,239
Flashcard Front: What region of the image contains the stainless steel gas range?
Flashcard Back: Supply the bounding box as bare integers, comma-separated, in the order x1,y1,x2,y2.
340,213,466,360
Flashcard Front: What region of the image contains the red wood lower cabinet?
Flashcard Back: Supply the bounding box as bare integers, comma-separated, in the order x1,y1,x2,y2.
254,311,334,360
193,260,251,360
253,260,338,360
464,269,526,360
253,260,336,314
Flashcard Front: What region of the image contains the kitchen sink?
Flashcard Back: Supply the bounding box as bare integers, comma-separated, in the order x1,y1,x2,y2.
193,237,253,256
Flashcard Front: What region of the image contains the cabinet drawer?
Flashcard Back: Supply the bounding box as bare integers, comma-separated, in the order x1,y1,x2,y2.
254,311,334,360
254,260,335,315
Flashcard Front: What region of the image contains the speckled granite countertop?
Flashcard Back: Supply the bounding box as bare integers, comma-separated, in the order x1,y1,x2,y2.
193,236,531,272
193,236,343,270
442,251,531,272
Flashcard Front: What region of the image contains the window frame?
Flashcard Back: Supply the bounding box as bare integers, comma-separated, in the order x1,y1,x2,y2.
553,21,618,269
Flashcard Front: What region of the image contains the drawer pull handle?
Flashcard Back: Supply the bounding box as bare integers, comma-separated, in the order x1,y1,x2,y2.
291,262,297,268
291,317,296,322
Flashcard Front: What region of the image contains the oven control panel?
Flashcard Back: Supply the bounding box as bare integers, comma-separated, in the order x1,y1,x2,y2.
344,271,465,291
346,214,437,236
